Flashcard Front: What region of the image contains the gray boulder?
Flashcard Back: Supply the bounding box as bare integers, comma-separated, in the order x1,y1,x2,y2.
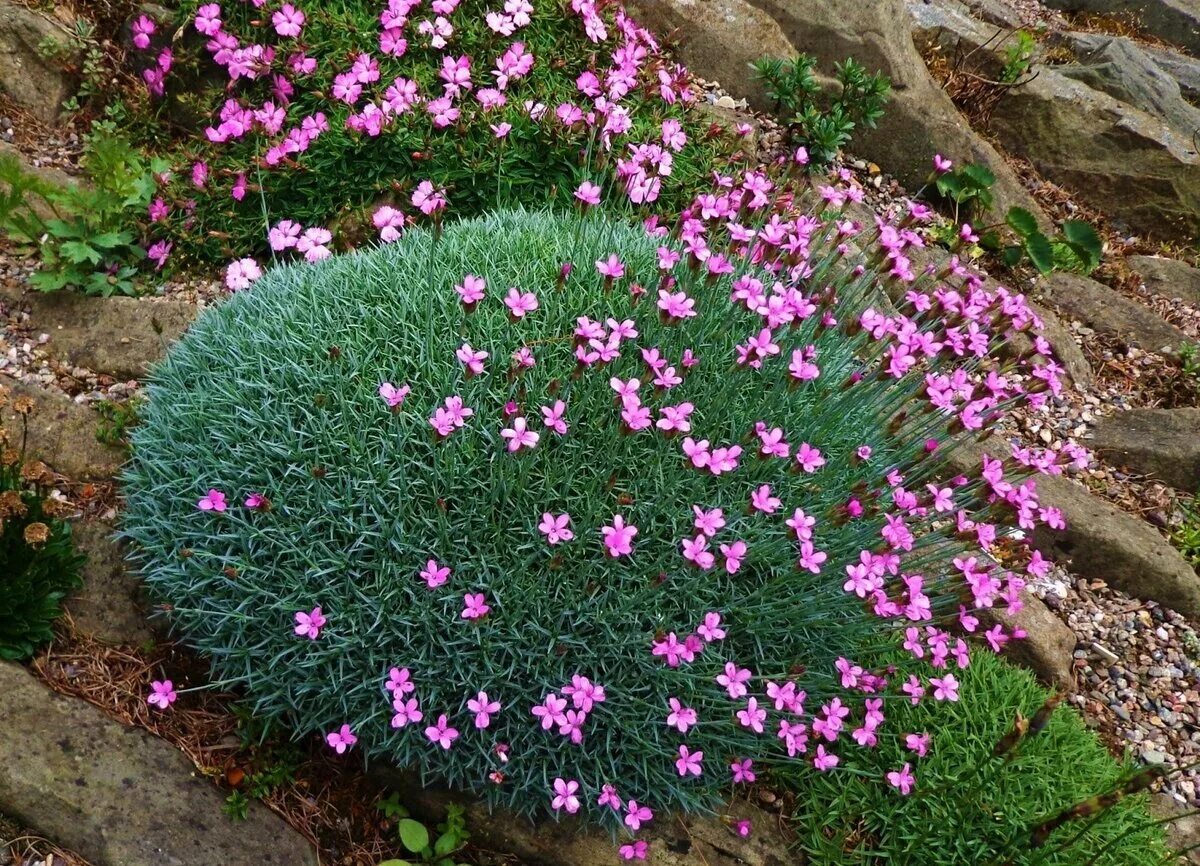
1128,254,1200,305
0,377,125,482
0,662,318,866
67,519,155,647
1040,271,1190,358
1040,0,1200,58
988,66,1200,241
1144,41,1200,103
1090,407,1200,491
0,2,77,124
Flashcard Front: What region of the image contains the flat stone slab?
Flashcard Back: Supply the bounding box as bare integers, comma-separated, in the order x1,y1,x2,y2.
21,293,197,381
0,662,317,866
1090,407,1200,492
0,377,125,481
1042,272,1190,359
67,519,155,647
1128,255,1200,307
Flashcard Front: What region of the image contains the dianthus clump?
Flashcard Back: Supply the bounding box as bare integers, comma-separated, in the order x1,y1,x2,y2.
123,207,1077,836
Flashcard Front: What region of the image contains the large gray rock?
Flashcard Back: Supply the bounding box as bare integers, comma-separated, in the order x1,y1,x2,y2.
1040,0,1200,58
0,662,318,866
20,292,197,380
1128,254,1200,306
1031,472,1200,618
67,519,155,647
629,0,1046,220
988,66,1200,241
0,377,125,481
1040,272,1190,358
1144,41,1200,103
1030,301,1094,388
372,767,790,866
0,2,77,124
977,592,1078,687
1056,32,1200,134
1090,408,1200,491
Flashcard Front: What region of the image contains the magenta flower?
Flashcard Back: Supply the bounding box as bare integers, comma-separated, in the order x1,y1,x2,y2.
532,693,568,730
574,181,601,206
420,559,450,588
424,714,459,749
905,732,931,757
681,534,714,570
244,492,268,510
619,841,648,861
730,758,756,784
624,800,653,831
456,342,489,376
503,287,538,318
294,606,326,639
468,690,501,728
490,122,512,137
887,762,916,794
595,253,625,279
147,679,176,709
540,400,568,435
462,592,491,620
697,612,726,642
736,697,767,733
538,512,574,544
325,724,357,754
718,662,753,699
749,484,781,514
933,153,953,173
378,382,411,407
194,3,221,35
796,442,826,473
598,783,621,810
272,3,305,37
666,697,697,733
551,778,581,813
734,819,752,838
500,417,539,452
600,515,638,557
197,488,227,512
720,540,747,574
812,744,839,771
131,14,156,49
391,696,423,728
386,666,415,695
455,274,486,305
675,744,704,777
930,674,960,702
692,506,725,537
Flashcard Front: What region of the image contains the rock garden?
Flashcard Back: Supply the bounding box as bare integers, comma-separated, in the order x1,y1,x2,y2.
1,0,1199,864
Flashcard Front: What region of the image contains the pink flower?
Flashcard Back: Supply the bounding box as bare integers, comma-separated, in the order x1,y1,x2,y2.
697,612,726,642
749,484,781,514
930,674,960,702
595,254,625,279
796,442,825,473
194,3,221,35
905,732,930,757
675,744,704,777
379,382,410,407
244,492,268,509
538,512,573,544
455,274,486,305
666,697,697,733
730,758,755,784
294,606,326,639
503,287,538,318
598,784,621,810
325,724,357,753
420,559,450,588
462,592,491,620
933,153,953,173
468,691,501,728
373,206,405,242
532,692,568,729
887,762,915,794
197,488,227,512
500,417,539,452
720,540,747,574
411,180,447,215
272,3,305,37
718,662,753,699
147,679,176,709
540,400,568,435
456,342,489,376
225,258,262,291
424,714,459,748
551,778,581,813
624,800,654,832
736,696,766,733
692,506,725,537
490,122,512,137
574,181,601,206
601,515,638,557
391,696,423,728
132,14,156,49
386,667,415,695
619,841,648,861
734,819,752,838
812,744,839,771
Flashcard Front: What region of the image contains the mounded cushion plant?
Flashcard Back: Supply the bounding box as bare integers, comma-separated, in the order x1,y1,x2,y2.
123,204,1080,836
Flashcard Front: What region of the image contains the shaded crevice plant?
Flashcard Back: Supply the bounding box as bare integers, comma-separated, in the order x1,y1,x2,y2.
123,167,1083,843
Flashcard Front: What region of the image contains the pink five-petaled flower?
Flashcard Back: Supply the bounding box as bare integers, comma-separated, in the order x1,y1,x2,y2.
795,442,825,473
619,841,648,861
391,696,422,728
601,515,638,557
468,691,501,728
551,778,581,813
813,744,839,771
456,342,489,376
462,592,491,620
750,484,781,514
598,784,621,810
147,679,176,709
540,400,568,435
676,744,704,777
272,3,305,37
624,800,654,831
933,153,953,173
736,696,767,733
386,666,415,695
538,512,573,544
532,693,567,730
681,534,714,570
720,540,747,574
692,505,725,537
325,724,357,753
718,661,753,699
294,606,326,639
503,286,538,318
131,14,156,49
225,258,262,291
420,559,450,588
887,762,916,794
244,492,268,510
411,180,447,215
731,758,756,784
930,673,960,702
379,382,410,407
197,488,227,512
697,612,726,642
456,274,486,305
425,714,459,749
666,697,697,733
500,417,539,452
574,181,601,206
595,253,625,279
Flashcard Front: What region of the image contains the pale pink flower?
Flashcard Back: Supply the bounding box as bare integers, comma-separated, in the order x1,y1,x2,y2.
538,512,573,544
225,258,262,291
197,488,227,512
326,724,357,753
147,679,176,709
462,592,491,619
574,181,601,205
500,417,539,452
420,559,450,588
455,274,486,305
294,606,326,639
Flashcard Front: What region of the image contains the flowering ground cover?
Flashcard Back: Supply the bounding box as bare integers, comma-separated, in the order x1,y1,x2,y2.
120,185,1094,848
125,0,750,271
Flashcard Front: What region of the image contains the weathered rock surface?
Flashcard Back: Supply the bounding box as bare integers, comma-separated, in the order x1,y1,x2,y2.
988,65,1200,241
1030,301,1094,388
1031,472,1200,619
373,768,790,866
978,592,1078,687
1154,792,1200,865
19,292,197,380
0,662,318,866
67,519,155,647
1040,272,1190,358
1143,40,1200,102
1040,0,1200,58
0,2,77,124
1090,408,1200,491
0,378,124,481
630,0,1045,219
1128,254,1200,306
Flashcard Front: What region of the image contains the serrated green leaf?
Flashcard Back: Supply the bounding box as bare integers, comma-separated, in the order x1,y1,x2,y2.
1024,232,1055,274
1061,220,1102,268
398,818,430,854
1001,246,1024,268
1005,207,1038,238
961,162,996,190
59,240,102,264
89,230,134,249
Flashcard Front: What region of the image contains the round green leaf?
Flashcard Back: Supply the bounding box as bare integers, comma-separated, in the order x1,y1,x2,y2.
398,819,430,854
1004,207,1039,238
